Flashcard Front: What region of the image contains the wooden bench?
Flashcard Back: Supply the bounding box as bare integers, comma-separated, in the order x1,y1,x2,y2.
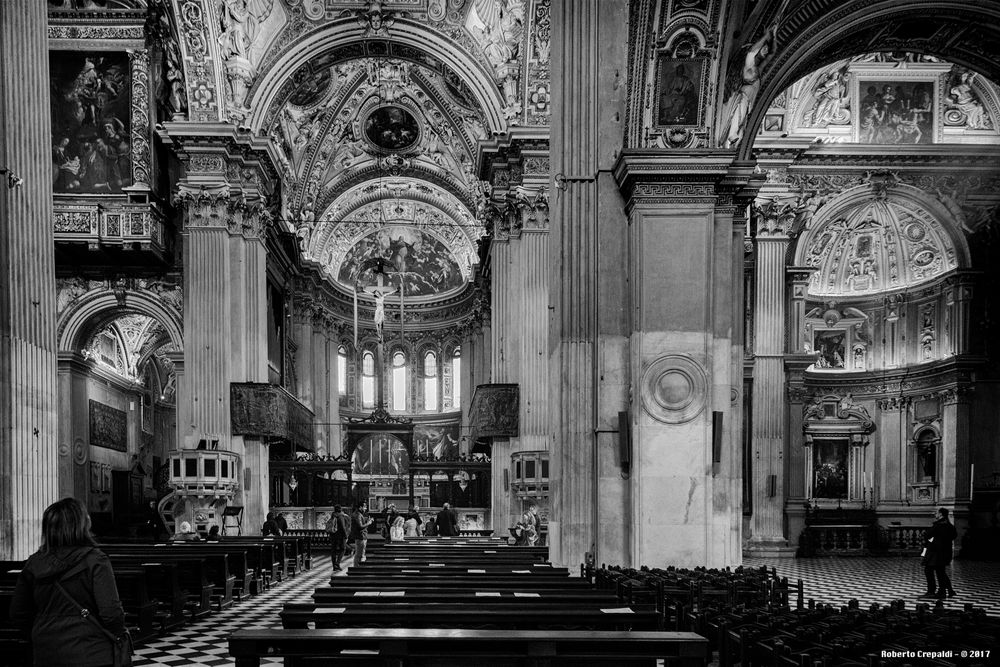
345,564,570,576
229,628,708,666
312,588,621,605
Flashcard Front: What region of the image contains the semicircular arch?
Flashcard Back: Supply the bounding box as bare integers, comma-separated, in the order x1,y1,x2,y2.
58,289,184,354
736,0,1000,160
247,20,507,135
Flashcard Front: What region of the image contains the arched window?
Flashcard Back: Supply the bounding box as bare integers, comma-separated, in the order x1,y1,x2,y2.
337,345,347,394
391,351,407,412
424,351,438,411
452,346,461,406
361,350,375,408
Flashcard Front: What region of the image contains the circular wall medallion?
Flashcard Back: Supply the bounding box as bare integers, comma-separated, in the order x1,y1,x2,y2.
363,105,420,152
641,354,708,424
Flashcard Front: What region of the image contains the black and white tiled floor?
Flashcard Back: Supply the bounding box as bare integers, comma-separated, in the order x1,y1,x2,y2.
133,554,342,666
744,556,1000,616
134,555,1000,666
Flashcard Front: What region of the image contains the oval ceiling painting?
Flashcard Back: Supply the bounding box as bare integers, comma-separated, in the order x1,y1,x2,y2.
338,226,465,297
363,105,420,151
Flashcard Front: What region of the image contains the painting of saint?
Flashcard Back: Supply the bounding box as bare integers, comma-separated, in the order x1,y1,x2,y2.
857,80,934,144
414,423,460,459
656,57,702,126
50,51,131,193
813,330,846,369
338,226,465,297
364,105,420,151
813,439,848,498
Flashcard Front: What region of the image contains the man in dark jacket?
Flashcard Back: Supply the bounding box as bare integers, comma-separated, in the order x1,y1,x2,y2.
921,507,958,598
435,502,459,537
10,544,126,667
326,505,351,574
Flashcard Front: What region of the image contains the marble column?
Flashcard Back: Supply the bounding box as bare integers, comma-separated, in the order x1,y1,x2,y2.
294,307,314,409
163,123,274,534
747,206,793,554
0,0,59,559
311,315,328,452
549,0,600,568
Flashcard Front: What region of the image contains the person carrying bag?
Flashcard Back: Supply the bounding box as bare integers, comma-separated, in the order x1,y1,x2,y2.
54,566,134,667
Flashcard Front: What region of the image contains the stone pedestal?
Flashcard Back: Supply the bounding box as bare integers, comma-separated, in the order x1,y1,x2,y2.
0,0,59,559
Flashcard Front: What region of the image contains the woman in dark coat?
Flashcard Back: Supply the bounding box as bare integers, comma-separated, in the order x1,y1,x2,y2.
9,497,126,667
922,507,958,598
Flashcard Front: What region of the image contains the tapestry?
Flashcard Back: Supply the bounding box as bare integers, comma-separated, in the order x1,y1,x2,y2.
89,400,127,452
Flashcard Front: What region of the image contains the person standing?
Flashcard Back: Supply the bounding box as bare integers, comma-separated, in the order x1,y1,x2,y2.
351,502,374,566
403,507,422,538
921,507,958,599
325,505,351,572
436,502,459,537
9,497,128,667
262,512,282,536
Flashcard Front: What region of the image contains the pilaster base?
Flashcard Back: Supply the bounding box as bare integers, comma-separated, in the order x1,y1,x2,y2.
744,540,797,558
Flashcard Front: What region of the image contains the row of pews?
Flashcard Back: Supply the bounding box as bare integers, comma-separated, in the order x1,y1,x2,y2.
0,534,311,666
596,564,1000,666
230,537,709,666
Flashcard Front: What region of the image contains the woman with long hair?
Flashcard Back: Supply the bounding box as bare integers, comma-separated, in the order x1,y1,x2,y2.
9,497,127,667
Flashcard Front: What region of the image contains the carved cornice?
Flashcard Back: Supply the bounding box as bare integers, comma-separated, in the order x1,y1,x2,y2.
612,151,764,210
795,356,983,400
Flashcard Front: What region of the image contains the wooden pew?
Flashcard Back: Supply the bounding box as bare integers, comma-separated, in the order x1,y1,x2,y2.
312,588,621,605
103,545,236,611
345,564,570,576
280,602,663,631
229,628,709,666
319,576,595,590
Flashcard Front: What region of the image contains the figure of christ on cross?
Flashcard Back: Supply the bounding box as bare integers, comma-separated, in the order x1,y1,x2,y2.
364,273,397,343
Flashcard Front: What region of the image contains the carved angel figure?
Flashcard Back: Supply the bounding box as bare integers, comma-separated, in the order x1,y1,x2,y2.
718,24,777,148
218,0,273,62
948,71,990,130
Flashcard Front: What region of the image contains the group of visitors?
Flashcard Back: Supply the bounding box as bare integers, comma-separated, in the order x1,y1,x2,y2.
510,503,541,546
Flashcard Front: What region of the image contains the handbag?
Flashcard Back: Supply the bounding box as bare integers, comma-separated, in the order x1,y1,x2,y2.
53,574,134,667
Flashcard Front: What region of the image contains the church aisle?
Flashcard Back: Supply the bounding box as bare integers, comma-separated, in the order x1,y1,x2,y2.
745,556,1000,617
133,555,340,667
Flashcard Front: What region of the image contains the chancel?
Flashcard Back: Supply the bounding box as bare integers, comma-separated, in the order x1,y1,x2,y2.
2,0,1000,665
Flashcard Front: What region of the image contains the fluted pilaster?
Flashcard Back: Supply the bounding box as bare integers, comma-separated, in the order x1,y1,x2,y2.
749,233,790,548
549,0,600,568
0,0,59,559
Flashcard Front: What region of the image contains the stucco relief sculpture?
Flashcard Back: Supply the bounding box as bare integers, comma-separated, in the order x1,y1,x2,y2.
717,23,776,148
640,355,708,424
946,70,992,130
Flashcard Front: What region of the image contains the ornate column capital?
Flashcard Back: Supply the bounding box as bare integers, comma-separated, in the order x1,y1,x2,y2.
160,122,280,239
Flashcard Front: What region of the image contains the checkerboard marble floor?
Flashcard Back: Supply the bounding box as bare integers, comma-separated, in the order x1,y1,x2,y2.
744,556,1000,616
133,555,1000,666
133,554,343,667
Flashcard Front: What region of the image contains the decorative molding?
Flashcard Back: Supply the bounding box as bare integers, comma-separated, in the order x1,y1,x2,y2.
640,354,708,424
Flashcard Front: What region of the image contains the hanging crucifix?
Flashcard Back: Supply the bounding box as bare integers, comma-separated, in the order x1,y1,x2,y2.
365,269,397,343
353,257,405,350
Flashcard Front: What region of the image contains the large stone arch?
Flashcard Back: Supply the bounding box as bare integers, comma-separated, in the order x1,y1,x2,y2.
735,0,1000,160
246,19,507,135
58,288,184,354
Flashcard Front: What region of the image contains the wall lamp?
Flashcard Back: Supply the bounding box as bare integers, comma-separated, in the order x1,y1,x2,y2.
0,169,24,189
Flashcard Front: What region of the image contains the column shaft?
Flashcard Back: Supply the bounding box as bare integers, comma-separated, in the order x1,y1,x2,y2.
0,0,60,559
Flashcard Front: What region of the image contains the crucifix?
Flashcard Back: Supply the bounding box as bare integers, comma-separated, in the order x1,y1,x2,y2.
363,269,397,344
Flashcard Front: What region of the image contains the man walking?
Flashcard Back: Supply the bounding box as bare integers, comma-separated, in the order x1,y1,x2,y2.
921,507,958,599
436,502,459,537
325,504,351,573
351,501,374,566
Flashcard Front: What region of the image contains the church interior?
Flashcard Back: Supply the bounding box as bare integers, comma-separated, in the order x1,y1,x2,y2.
2,0,1000,664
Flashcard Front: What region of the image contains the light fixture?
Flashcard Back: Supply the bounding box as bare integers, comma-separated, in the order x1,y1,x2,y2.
0,168,23,189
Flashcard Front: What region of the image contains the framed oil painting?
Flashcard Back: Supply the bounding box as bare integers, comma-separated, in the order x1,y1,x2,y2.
655,57,704,126
856,78,935,144
50,51,132,193
813,330,847,369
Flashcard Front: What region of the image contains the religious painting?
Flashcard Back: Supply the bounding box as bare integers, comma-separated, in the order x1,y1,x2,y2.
338,226,465,297
352,434,410,477
363,105,420,151
655,57,703,126
857,79,934,144
812,439,848,499
50,51,131,193
813,330,846,369
413,423,460,459
89,400,128,452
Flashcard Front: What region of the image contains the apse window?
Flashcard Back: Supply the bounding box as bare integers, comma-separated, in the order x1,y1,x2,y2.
392,351,407,412
424,351,438,411
337,346,347,394
452,347,461,406
361,351,375,409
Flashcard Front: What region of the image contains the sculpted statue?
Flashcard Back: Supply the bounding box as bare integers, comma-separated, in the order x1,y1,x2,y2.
718,24,777,148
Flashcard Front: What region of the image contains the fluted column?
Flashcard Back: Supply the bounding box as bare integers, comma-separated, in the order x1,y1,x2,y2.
747,204,792,553
312,316,328,452
0,0,59,559
549,0,600,568
327,336,341,455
